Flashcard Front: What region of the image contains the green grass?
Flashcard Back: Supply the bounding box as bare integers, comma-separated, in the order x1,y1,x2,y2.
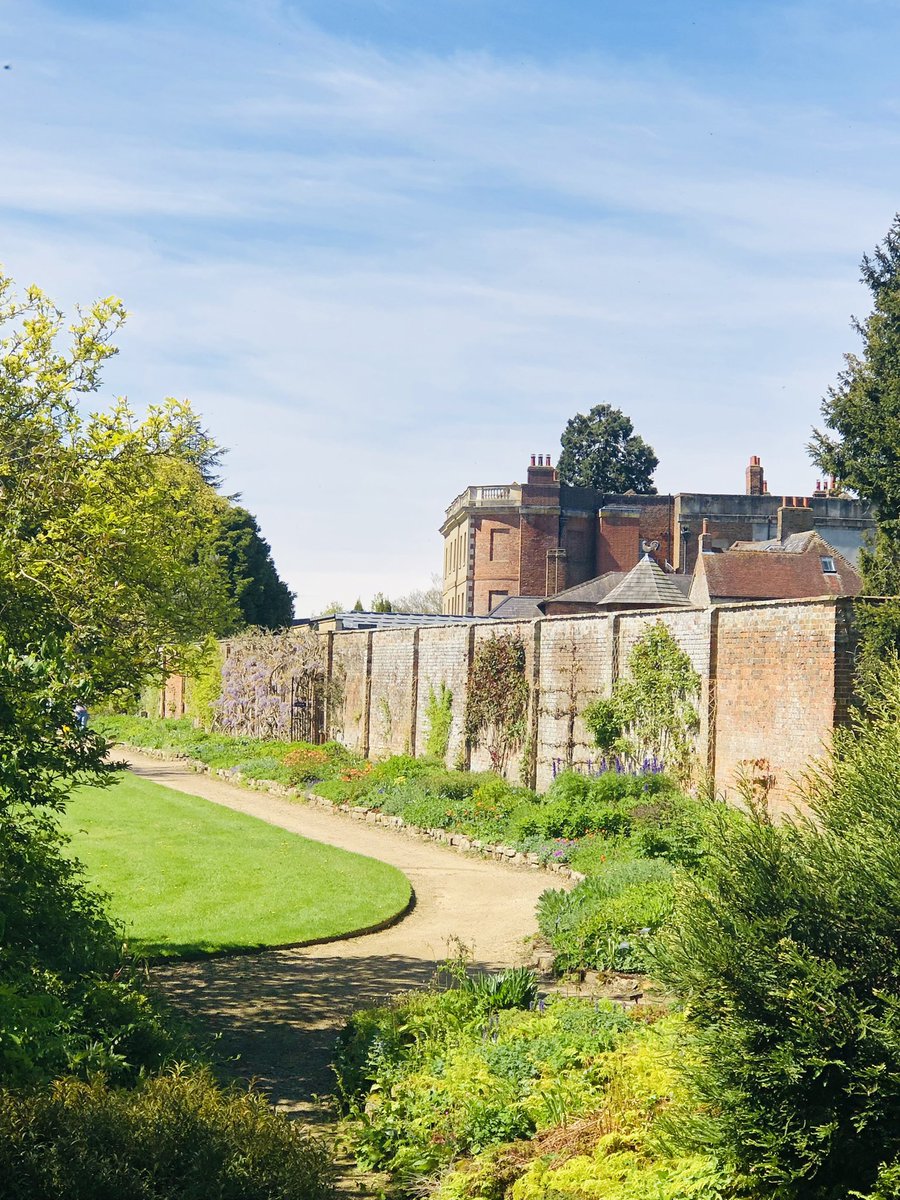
58,773,412,958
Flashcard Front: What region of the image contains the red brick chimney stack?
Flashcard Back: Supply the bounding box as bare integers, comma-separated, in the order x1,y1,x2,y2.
746,455,765,496
698,517,714,554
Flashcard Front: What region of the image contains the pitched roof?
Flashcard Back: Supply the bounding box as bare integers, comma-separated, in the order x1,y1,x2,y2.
600,556,694,608
489,596,544,620
540,569,692,607
696,547,861,602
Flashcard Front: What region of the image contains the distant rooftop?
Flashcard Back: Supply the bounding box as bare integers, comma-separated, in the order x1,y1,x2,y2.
600,556,694,609
489,596,544,620
294,611,492,632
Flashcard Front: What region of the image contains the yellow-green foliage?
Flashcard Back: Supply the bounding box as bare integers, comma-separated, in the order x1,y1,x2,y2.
511,1145,725,1200
437,1018,732,1200
184,636,224,729
336,992,633,1185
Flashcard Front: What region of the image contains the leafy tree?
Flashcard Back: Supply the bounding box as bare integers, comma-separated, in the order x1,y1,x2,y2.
371,593,393,613
389,574,444,614
352,598,364,612
811,213,900,591
0,271,335,1196
316,600,345,617
557,403,658,493
0,271,235,808
215,505,294,632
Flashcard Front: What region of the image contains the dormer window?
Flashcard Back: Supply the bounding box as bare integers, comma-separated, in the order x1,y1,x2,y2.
821,556,836,573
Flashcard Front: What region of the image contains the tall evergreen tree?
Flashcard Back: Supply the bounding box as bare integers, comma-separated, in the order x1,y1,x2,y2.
811,213,900,591
557,403,658,493
216,506,294,631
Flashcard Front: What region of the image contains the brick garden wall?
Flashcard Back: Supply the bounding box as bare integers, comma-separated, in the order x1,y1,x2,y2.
711,598,854,815
414,624,473,767
240,598,858,807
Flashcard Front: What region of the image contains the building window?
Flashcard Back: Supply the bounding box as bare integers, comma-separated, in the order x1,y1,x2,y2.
821,556,836,573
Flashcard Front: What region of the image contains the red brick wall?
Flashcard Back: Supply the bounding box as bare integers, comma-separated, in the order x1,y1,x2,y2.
518,512,560,598
597,509,641,574
535,614,617,789
329,633,369,752
469,619,536,779
473,514,521,615
711,599,849,815
560,514,596,585
368,630,417,758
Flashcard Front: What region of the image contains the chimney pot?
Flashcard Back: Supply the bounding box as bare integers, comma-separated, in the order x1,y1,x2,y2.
530,454,536,466
546,454,552,467
702,518,709,534
538,454,544,466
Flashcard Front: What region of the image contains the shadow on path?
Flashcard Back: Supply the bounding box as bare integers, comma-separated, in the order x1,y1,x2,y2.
151,949,463,1119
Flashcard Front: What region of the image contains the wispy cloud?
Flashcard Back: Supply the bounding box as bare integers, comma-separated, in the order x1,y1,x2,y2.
2,0,898,610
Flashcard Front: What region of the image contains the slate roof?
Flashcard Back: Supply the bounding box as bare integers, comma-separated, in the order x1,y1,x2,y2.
489,596,545,620
600,556,694,608
540,572,629,605
293,612,491,632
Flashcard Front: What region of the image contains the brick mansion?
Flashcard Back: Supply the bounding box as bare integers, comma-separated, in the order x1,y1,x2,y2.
441,454,874,617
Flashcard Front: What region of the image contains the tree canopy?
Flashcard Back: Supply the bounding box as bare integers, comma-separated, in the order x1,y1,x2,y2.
0,270,236,806
215,505,294,631
556,403,658,494
810,213,900,590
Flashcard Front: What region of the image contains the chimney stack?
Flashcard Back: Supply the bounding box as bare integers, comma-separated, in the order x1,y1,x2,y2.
699,517,714,554
746,455,765,496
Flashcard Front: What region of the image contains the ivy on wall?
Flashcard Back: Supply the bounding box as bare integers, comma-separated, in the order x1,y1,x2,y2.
583,622,700,782
464,633,529,775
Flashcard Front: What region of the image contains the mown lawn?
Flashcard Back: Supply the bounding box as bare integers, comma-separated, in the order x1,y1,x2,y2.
58,773,412,958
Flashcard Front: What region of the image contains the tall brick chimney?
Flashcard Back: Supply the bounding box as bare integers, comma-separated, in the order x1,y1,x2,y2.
698,517,714,554
746,455,765,496
527,452,557,486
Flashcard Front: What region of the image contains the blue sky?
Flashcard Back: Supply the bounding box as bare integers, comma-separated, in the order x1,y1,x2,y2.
2,1,899,613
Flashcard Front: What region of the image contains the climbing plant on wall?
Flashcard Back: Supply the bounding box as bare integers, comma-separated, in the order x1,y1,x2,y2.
216,627,332,741
582,622,700,782
424,682,453,761
464,633,530,775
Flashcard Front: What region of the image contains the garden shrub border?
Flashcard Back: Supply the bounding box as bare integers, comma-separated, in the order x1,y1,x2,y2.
115,744,585,884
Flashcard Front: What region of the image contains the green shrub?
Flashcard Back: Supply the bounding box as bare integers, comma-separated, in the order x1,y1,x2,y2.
462,968,538,1014
651,664,900,1198
424,682,454,760
0,1067,334,1200
183,636,224,730
434,1017,730,1200
0,809,184,1086
537,859,674,972
336,989,633,1185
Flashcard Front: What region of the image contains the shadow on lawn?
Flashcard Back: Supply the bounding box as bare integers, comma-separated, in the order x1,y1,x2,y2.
149,949,467,1121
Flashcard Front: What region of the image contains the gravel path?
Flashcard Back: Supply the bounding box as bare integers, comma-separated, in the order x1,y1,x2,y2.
123,751,561,1118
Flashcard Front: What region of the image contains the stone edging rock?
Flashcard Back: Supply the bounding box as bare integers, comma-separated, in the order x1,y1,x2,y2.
116,745,585,884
